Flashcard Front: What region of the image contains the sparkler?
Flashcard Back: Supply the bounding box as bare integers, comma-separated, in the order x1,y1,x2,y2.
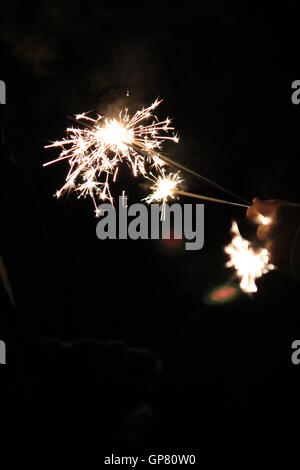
44,99,178,215
44,98,278,296
143,169,183,219
144,169,182,204
132,142,250,206
176,191,249,208
45,96,252,217
144,169,249,209
225,221,275,293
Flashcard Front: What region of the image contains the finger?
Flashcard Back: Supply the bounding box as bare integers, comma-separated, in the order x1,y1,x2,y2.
246,204,260,221
266,240,290,273
256,213,272,225
257,223,277,241
253,197,278,204
252,199,277,217
266,240,276,264
247,206,271,225
247,197,275,220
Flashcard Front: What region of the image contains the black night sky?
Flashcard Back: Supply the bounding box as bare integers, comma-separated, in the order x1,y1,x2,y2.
1,0,300,450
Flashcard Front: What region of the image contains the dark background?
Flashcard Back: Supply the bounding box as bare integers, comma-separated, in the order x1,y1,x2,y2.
1,0,300,449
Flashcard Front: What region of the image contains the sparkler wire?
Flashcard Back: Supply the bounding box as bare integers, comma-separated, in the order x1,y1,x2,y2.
45,103,251,211
50,115,250,207
176,190,250,208
132,143,251,206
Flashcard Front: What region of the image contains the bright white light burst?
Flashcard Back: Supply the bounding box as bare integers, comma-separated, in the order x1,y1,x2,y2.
225,221,275,293
143,169,182,220
144,169,182,204
256,213,271,226
44,99,179,215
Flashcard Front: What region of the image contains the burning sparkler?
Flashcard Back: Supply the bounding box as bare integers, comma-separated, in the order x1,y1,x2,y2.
143,169,183,219
144,169,182,204
225,221,275,293
44,99,179,215
144,168,249,210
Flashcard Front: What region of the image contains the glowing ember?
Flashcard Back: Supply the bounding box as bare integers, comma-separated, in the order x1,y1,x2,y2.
143,169,182,219
44,99,179,215
225,221,275,293
97,119,134,150
144,169,182,204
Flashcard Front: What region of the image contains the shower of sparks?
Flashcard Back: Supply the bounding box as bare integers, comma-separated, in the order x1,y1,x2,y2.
44,99,179,215
225,221,275,293
144,168,183,219
144,169,182,204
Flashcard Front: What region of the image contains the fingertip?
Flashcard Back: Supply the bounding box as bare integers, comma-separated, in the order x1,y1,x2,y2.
256,225,264,240
246,204,258,221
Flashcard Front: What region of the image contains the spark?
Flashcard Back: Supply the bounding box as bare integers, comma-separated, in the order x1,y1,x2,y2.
143,168,183,219
144,169,182,204
44,99,178,212
151,154,166,169
225,221,275,293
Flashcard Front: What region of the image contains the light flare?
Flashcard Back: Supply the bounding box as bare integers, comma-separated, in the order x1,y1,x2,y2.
225,221,275,293
144,169,182,204
143,169,183,220
44,99,178,212
256,213,271,225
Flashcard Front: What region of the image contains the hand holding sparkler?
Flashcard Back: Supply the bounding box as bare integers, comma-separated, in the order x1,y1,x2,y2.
247,198,300,277
142,170,273,293
45,100,280,294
